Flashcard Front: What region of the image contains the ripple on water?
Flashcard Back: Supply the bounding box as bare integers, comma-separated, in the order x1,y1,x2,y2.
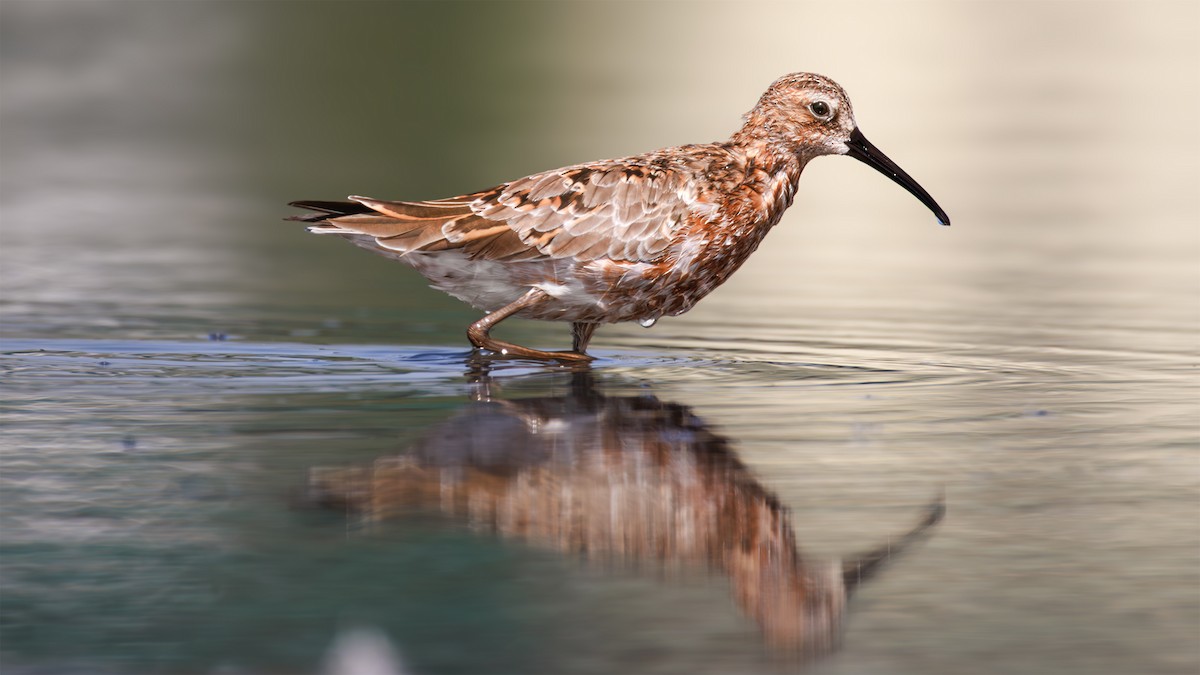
4,330,1186,397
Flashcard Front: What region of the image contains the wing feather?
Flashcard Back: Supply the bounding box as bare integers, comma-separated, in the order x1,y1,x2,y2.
475,163,699,262
298,153,716,264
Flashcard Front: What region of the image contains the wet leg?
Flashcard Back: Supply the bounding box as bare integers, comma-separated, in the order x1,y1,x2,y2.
467,289,593,362
571,322,599,355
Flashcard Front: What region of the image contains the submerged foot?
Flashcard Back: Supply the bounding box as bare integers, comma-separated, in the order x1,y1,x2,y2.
471,339,593,363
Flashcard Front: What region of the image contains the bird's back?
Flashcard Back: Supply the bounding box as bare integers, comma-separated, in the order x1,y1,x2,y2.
291,142,800,323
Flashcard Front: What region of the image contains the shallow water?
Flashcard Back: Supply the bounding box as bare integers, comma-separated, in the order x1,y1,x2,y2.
2,1,1198,674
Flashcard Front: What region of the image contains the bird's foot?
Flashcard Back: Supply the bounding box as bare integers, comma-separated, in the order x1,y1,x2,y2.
471,338,593,363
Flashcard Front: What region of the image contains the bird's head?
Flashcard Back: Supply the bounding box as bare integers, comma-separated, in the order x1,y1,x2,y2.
740,72,950,226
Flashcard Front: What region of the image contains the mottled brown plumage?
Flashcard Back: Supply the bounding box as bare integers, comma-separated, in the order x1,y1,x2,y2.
290,73,949,361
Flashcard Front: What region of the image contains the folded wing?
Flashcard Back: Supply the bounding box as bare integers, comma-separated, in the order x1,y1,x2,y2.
293,160,703,264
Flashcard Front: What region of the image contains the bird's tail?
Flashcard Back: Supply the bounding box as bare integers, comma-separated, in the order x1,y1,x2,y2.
285,200,375,223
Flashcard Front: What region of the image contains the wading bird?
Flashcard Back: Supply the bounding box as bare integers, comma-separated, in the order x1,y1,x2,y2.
290,73,948,361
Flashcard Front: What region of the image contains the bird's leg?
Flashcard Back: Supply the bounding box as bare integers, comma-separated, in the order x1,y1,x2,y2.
571,322,599,354
467,289,594,362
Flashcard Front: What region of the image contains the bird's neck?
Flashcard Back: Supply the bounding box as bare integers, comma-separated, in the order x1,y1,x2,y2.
730,119,813,177
729,136,808,198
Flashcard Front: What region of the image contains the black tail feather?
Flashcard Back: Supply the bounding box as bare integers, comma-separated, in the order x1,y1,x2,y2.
285,199,374,222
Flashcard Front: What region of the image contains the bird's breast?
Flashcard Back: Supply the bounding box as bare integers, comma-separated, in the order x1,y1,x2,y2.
608,168,799,320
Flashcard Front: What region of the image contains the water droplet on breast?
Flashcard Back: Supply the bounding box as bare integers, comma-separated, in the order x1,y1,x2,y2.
638,317,657,328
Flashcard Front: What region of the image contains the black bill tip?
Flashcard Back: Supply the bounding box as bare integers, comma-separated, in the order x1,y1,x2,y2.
845,128,950,227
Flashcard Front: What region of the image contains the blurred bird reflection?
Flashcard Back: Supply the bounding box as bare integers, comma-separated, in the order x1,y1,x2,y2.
308,371,942,658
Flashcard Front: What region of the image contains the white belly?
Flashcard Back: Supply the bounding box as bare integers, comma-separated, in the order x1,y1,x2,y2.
404,251,606,320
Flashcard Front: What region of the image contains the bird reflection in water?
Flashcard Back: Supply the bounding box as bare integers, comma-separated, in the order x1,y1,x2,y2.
308,371,942,659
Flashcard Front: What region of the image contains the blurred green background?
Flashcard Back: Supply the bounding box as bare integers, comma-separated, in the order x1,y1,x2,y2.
4,0,1195,349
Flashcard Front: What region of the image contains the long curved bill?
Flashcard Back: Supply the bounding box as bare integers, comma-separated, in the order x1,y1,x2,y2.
845,128,950,226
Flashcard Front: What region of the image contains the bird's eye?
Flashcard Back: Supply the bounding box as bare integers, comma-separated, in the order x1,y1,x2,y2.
809,101,832,118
